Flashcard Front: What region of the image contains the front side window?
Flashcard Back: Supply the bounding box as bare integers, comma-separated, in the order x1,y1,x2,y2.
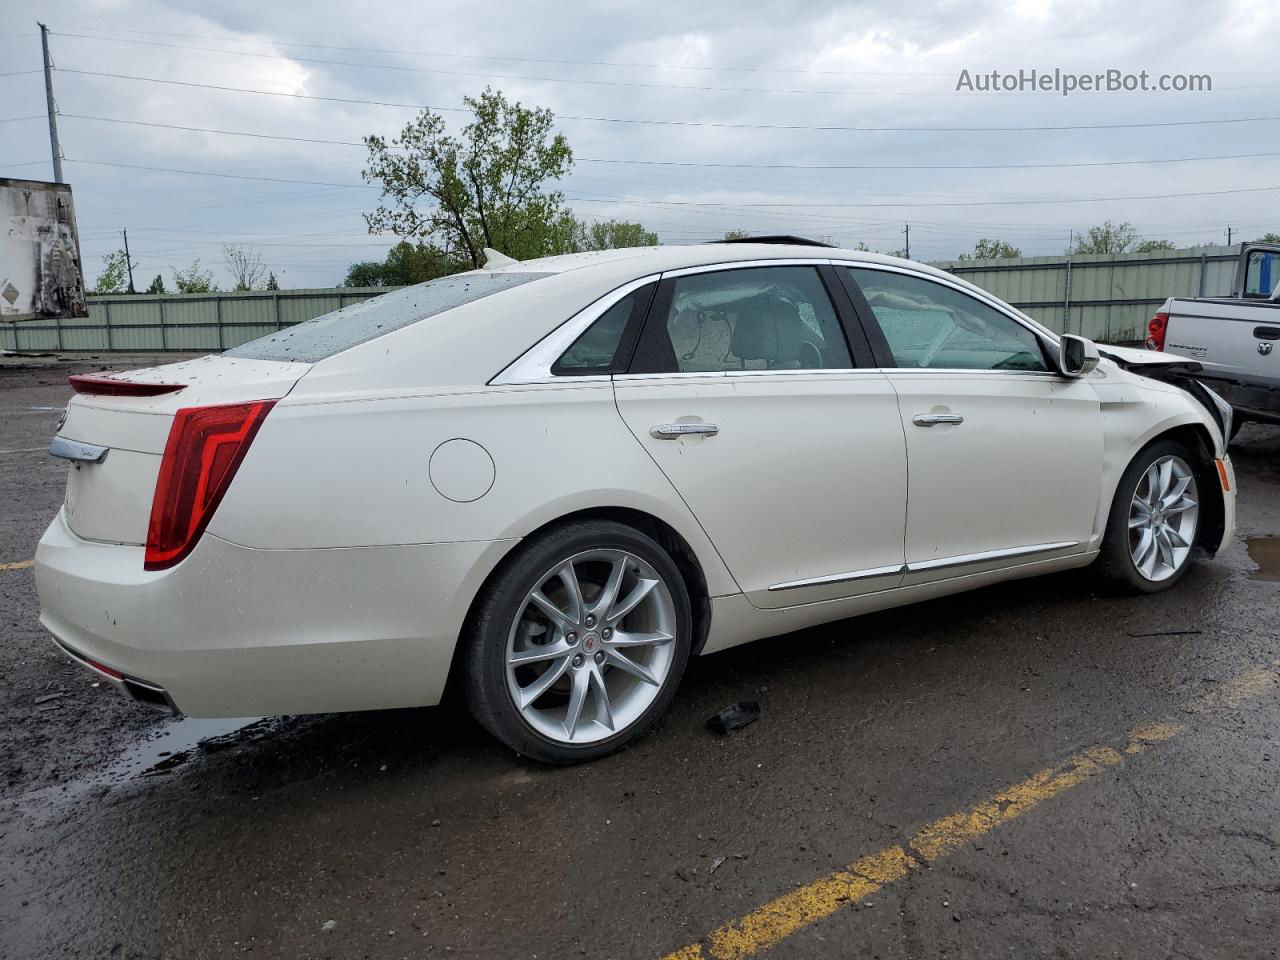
632,266,852,374
845,268,1048,372
1244,249,1280,298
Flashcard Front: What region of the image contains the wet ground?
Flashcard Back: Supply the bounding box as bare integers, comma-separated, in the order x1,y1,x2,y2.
2,358,1278,959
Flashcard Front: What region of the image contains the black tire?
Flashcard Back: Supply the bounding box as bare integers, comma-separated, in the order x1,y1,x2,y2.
463,519,692,764
1096,439,1202,594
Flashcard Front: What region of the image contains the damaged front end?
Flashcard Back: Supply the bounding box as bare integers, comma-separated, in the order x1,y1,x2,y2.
1099,344,1233,443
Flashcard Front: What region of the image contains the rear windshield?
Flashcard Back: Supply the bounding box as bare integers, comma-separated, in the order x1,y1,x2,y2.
225,272,544,362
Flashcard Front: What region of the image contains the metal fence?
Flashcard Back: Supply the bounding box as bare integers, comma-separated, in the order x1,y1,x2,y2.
935,244,1240,344
0,287,396,353
0,245,1244,353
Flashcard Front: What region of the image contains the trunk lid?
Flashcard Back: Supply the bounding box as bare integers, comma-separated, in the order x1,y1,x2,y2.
56,355,310,545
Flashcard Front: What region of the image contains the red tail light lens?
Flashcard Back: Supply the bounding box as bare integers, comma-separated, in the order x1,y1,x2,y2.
144,400,276,571
1146,312,1169,351
70,375,186,396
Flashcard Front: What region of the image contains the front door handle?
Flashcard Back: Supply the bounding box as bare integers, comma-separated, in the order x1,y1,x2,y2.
912,414,964,427
650,422,720,440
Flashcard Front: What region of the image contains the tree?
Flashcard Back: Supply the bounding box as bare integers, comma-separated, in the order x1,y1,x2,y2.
1070,221,1140,255
265,272,281,290
92,249,134,294
223,245,268,291
363,88,573,269
722,229,752,241
145,274,166,294
957,238,1022,261
341,241,462,287
172,260,217,294
1258,233,1280,243
1134,239,1176,253
576,218,657,251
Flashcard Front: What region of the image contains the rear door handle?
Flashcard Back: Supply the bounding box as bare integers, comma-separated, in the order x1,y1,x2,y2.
650,422,720,440
912,414,964,427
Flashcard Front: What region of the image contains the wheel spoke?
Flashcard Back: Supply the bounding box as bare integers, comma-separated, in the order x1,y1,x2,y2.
518,655,571,709
1157,458,1175,500
557,563,585,624
563,667,590,739
1155,530,1176,569
1165,524,1190,549
588,665,614,731
529,590,576,633
1128,499,1151,528
604,648,660,687
1133,528,1156,567
1141,462,1161,503
1160,476,1192,509
592,557,628,620
607,577,658,625
1164,495,1197,515
606,629,674,649
509,638,573,667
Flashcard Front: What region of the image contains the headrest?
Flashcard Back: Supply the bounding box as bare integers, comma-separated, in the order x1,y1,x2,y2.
730,294,807,362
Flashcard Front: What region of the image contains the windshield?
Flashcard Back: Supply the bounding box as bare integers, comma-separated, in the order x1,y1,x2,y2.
225,272,544,362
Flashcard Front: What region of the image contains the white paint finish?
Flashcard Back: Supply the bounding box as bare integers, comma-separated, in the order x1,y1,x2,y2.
887,371,1101,579
32,244,1237,723
429,438,496,503
62,448,159,545
614,371,908,608
35,509,514,713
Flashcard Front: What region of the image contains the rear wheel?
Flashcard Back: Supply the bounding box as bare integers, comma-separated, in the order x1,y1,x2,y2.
1097,440,1201,593
463,520,692,763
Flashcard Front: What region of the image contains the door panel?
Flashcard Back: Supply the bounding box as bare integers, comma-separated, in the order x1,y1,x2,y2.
614,371,908,608
889,371,1100,580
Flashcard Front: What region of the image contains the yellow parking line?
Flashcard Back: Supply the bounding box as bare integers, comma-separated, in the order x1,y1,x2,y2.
660,661,1280,960
0,559,35,571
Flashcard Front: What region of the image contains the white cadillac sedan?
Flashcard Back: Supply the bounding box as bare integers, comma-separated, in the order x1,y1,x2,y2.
36,240,1236,762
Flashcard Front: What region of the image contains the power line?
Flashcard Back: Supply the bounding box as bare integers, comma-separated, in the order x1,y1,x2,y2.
0,115,46,123
61,158,1280,209
56,69,1280,135
0,70,43,78
56,114,1280,172
53,24,952,77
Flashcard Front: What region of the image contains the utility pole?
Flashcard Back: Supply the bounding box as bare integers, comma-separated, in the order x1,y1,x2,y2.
121,229,136,293
903,222,910,260
38,23,63,183
1226,225,1233,246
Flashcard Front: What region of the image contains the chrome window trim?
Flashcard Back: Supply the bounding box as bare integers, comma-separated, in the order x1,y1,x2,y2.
613,368,889,382
490,274,661,385
659,258,832,278
768,563,906,592
907,541,1079,573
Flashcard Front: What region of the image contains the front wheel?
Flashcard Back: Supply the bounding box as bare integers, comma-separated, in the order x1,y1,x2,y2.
1097,440,1202,593
463,520,692,763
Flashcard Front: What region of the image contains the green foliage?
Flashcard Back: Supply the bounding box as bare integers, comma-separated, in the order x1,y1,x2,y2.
363,88,574,269
547,216,659,255
722,229,752,241
172,260,218,294
1070,221,1140,255
1134,239,1176,253
957,238,1022,261
265,272,280,290
92,249,133,295
145,274,166,294
341,242,463,287
1258,233,1280,243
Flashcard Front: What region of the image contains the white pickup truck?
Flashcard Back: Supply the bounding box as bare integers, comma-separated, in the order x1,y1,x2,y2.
1149,242,1280,434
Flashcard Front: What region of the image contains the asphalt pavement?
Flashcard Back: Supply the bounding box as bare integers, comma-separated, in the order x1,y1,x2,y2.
2,357,1278,960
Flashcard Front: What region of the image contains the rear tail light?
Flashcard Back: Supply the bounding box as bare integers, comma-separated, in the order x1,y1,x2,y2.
1146,312,1169,351
70,375,186,396
144,400,276,571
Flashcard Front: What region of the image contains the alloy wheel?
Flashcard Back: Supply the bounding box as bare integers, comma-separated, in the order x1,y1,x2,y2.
505,549,678,745
1127,454,1199,582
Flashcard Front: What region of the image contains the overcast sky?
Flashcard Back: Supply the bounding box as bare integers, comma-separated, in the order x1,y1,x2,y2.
2,0,1277,289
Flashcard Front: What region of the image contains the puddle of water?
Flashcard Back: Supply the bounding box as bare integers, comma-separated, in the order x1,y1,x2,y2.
98,716,268,781
1246,537,1280,582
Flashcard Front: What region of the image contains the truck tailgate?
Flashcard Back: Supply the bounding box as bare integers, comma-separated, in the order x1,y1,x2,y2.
1164,298,1280,379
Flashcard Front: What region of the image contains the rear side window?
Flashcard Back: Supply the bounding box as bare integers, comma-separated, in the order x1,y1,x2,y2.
631,266,852,374
553,282,656,375
225,272,544,363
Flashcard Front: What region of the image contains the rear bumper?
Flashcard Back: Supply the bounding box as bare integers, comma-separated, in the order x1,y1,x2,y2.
35,509,516,716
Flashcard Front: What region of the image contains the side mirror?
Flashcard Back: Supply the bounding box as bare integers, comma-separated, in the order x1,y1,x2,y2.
1058,334,1100,377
